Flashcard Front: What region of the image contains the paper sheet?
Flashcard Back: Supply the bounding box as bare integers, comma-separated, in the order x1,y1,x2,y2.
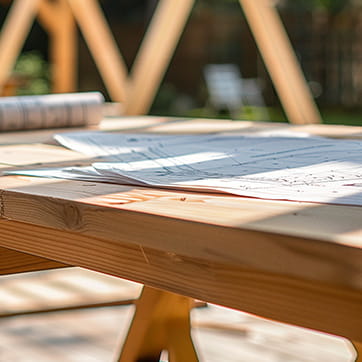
8,131,362,206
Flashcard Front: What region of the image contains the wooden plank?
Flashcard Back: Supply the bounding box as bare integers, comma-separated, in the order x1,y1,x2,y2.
239,0,322,124
67,0,129,102
118,195,362,249
2,172,361,250
1,118,362,146
48,0,77,93
0,0,41,93
0,219,360,342
0,144,88,167
37,0,59,35
125,0,194,115
0,246,66,274
37,0,57,32
1,177,361,288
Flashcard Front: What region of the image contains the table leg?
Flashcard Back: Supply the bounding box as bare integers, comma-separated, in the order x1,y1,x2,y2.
118,286,198,362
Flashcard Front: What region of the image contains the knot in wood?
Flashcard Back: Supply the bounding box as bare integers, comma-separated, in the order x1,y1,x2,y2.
62,203,82,229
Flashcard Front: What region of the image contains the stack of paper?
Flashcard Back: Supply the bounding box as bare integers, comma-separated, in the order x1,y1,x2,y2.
8,131,362,206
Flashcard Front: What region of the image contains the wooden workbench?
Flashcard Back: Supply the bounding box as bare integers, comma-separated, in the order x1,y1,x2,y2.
0,116,361,361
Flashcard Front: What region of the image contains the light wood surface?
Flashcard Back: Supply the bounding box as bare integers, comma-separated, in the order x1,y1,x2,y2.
38,0,78,92
118,286,197,362
47,0,77,93
0,176,361,286
125,0,194,115
0,117,361,352
0,217,360,343
0,116,362,147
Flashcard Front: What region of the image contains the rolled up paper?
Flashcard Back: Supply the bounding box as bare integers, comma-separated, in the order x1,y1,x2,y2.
0,92,104,131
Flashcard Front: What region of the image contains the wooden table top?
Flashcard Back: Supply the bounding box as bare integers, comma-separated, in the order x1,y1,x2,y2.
0,116,361,343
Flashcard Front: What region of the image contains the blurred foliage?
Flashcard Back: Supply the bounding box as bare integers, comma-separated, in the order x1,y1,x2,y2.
13,51,50,95
279,0,361,13
320,109,362,125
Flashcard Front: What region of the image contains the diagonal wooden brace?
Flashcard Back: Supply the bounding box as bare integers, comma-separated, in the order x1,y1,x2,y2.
0,0,41,94
0,0,320,123
118,286,199,362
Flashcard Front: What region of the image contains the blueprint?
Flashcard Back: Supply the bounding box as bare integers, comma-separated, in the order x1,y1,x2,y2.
8,131,362,206
0,92,103,131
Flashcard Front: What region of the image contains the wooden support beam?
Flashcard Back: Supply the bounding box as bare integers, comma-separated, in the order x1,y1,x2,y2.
47,0,77,93
0,0,41,94
125,0,195,115
118,286,198,362
67,0,129,102
0,0,320,123
0,246,66,275
0,216,360,342
37,0,58,33
239,0,322,124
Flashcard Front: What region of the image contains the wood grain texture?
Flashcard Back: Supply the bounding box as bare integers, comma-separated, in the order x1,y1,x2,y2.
0,143,89,167
0,246,66,274
0,118,362,146
118,287,197,362
1,177,361,290
1,118,362,347
0,219,360,342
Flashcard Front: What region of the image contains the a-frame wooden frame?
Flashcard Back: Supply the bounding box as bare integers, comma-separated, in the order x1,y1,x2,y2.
0,0,321,124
